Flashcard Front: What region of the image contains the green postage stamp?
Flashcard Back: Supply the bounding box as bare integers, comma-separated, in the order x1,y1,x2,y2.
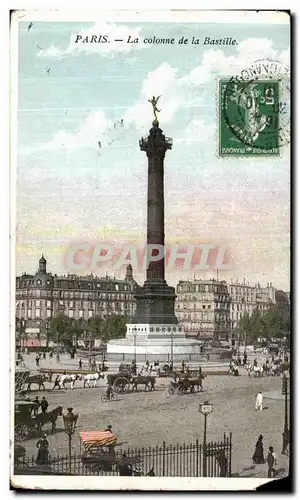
219,79,281,157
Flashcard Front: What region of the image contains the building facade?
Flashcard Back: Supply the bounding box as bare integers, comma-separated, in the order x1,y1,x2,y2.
176,278,277,341
16,256,137,334
175,280,231,340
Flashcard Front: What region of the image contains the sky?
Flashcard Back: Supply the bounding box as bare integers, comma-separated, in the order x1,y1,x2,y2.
15,15,290,290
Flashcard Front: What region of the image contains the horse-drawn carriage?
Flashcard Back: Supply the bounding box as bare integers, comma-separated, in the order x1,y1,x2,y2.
106,363,137,393
14,400,63,441
14,401,39,441
80,430,151,475
80,430,139,473
168,375,204,395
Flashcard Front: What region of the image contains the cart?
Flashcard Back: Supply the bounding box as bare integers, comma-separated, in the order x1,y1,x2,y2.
80,430,119,472
14,401,39,441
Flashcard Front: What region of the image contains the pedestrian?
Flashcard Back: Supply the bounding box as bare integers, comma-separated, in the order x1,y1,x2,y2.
238,356,241,366
255,392,263,411
253,358,258,368
118,453,132,476
49,351,53,359
181,360,185,372
33,396,40,416
218,450,228,477
43,352,46,359
252,435,264,464
40,396,49,413
36,434,49,465
105,424,113,433
53,374,60,390
35,354,40,367
78,358,82,369
267,446,277,478
244,353,247,365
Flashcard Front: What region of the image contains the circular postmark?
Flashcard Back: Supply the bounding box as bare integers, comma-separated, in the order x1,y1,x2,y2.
222,58,290,150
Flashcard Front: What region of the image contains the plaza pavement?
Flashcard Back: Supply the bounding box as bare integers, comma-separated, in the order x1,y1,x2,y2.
15,354,289,479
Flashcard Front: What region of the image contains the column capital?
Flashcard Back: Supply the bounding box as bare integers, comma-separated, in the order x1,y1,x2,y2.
139,123,172,158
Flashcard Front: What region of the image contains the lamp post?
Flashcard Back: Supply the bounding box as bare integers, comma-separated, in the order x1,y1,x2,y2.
133,328,137,364
199,401,213,477
19,319,26,351
170,330,174,367
63,407,79,474
281,374,290,455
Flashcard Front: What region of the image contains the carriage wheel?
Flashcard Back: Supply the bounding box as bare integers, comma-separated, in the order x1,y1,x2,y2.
113,377,130,394
15,424,29,442
168,384,176,395
101,395,109,403
190,385,195,393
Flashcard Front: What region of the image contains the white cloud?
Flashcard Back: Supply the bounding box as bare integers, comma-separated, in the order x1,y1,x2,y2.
26,39,290,155
37,22,149,59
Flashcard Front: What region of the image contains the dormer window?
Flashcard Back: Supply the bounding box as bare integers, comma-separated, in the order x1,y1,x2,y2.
37,279,41,285
46,280,50,285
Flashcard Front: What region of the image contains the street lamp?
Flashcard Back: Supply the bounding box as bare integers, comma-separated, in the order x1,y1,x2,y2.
63,407,79,474
132,328,137,364
199,401,213,477
170,330,174,367
281,374,290,455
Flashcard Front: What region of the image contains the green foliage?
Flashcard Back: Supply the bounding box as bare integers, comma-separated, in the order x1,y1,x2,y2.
87,315,128,342
47,314,128,346
238,306,290,342
47,314,83,346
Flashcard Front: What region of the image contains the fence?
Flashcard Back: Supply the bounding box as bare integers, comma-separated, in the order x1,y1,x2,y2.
14,434,232,477
106,351,232,363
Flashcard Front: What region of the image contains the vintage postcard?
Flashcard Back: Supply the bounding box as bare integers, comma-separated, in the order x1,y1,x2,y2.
10,9,291,491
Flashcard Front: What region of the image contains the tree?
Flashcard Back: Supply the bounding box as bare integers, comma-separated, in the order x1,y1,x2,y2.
86,316,107,342
238,312,252,343
47,314,79,347
86,315,128,343
105,315,128,340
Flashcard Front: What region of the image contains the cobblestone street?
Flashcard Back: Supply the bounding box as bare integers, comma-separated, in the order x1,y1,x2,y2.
17,355,289,479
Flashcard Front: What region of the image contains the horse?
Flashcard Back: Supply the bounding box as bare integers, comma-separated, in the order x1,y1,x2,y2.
247,365,264,377
26,374,48,391
270,364,282,376
83,372,105,388
131,375,156,392
53,374,81,390
35,405,63,433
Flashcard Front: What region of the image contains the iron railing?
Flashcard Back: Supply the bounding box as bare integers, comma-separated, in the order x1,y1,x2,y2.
14,434,232,477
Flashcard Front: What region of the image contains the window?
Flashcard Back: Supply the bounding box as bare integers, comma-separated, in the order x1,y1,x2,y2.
202,305,205,309
79,310,84,318
36,300,40,307
88,310,93,318
47,301,51,307
208,305,211,309
69,301,74,308
28,309,32,318
46,309,52,318
35,309,40,318
69,310,74,318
